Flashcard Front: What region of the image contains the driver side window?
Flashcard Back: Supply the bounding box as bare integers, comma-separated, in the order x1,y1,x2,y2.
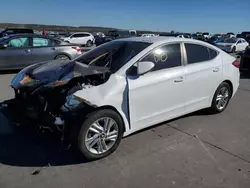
8,37,30,48
127,43,182,76
140,43,182,72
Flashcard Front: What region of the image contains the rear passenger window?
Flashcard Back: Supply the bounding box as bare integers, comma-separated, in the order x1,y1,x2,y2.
208,48,218,59
33,38,53,47
185,43,217,64
141,43,182,71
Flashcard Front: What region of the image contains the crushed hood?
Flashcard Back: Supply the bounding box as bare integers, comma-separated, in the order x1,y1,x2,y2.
11,60,109,89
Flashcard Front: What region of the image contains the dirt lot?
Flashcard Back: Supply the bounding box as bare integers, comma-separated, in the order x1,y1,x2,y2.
0,70,250,188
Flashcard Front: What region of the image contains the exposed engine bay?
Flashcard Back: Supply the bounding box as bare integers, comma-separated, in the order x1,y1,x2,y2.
3,60,110,142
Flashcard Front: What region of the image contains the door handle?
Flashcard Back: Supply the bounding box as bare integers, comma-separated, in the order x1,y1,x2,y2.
213,67,220,72
174,76,184,83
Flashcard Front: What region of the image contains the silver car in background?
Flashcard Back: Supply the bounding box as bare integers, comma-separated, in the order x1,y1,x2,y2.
0,34,82,70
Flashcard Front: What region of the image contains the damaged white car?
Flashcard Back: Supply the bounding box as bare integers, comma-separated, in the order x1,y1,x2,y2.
3,37,239,160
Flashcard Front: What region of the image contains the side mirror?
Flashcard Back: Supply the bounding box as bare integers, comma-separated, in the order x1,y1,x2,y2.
137,61,155,75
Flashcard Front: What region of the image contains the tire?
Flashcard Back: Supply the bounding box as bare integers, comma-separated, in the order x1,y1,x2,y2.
55,54,70,60
86,40,93,47
232,46,236,53
209,82,232,114
78,109,124,161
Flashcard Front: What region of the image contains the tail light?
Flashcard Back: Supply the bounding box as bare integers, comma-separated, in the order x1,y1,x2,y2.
232,60,240,68
72,46,81,52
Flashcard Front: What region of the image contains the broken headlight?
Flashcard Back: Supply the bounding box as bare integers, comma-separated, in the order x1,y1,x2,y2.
61,94,85,112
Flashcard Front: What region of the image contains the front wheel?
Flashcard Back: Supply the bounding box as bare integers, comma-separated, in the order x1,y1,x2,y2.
209,82,232,114
78,109,124,161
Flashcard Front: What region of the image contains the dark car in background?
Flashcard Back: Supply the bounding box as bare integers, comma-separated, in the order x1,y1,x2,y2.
238,32,250,43
241,46,250,71
0,28,34,38
207,36,224,46
0,34,82,70
95,30,134,46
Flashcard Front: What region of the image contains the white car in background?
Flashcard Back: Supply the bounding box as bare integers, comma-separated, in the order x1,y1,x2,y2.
216,38,249,53
62,32,94,47
141,33,156,37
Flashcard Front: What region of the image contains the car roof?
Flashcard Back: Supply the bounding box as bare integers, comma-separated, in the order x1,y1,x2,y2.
71,32,92,34
116,36,201,44
5,28,33,30
1,33,61,39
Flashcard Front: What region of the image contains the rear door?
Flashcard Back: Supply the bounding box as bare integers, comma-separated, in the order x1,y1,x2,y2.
70,33,88,45
236,40,243,51
80,33,91,44
30,37,58,64
183,43,222,112
241,39,249,50
0,36,32,70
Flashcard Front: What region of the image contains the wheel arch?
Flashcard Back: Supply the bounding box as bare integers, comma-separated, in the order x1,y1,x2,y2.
210,80,234,107
54,53,71,60
94,105,129,134
222,80,233,97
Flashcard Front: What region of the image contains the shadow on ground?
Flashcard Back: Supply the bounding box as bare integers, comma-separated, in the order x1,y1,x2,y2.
0,70,19,75
0,107,87,168
0,105,208,168
240,70,250,79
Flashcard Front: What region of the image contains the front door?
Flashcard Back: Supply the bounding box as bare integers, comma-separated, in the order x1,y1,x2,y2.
183,43,223,112
0,36,32,70
127,43,186,130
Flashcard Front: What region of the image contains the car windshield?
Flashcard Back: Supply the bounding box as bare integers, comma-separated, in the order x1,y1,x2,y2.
224,38,237,43
74,40,150,73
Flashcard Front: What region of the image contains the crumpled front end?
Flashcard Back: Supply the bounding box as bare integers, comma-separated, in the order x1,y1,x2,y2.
7,60,109,135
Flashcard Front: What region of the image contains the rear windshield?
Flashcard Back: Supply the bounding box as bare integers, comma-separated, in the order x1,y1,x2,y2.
75,40,151,73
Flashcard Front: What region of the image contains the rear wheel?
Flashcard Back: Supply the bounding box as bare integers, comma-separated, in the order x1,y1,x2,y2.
86,40,93,47
209,82,232,114
55,54,70,60
78,109,124,161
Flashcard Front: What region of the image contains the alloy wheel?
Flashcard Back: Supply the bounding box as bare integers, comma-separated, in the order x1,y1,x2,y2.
85,117,119,154
216,86,230,110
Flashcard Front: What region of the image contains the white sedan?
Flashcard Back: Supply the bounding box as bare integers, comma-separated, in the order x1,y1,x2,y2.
216,38,249,53
141,33,157,37
62,32,94,47
70,37,240,160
